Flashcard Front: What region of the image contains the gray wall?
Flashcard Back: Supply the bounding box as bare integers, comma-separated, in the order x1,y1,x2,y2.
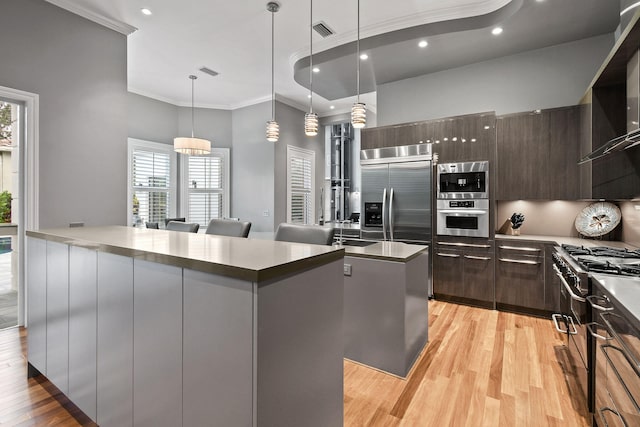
0,0,128,228
128,93,178,145
231,102,275,231
178,107,232,149
274,102,325,229
376,34,614,126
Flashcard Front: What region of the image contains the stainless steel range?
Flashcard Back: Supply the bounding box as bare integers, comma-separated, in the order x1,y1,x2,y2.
551,244,640,420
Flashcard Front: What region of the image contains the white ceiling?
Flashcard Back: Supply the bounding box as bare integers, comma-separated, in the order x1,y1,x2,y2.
44,0,621,116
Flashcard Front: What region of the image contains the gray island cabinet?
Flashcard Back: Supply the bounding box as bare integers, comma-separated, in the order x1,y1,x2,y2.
342,242,429,377
26,226,345,427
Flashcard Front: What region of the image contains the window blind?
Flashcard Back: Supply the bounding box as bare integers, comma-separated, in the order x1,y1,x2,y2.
131,149,172,226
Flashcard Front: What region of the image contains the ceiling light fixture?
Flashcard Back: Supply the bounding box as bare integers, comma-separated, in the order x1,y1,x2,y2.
305,0,319,136
492,27,503,35
351,0,366,129
141,8,152,15
174,75,211,155
330,105,335,109
621,1,640,15
418,40,428,48
312,67,320,73
360,53,368,60
266,2,280,142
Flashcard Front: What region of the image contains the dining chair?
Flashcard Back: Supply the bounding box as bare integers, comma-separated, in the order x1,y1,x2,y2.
205,218,251,238
166,221,199,233
274,223,335,245
164,217,186,227
145,222,159,229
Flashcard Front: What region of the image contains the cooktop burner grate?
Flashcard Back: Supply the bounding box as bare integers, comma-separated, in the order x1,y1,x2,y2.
562,244,640,259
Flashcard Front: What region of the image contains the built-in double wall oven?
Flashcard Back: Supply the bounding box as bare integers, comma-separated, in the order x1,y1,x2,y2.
436,161,489,238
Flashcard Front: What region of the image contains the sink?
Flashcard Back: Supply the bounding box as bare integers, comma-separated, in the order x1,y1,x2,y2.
338,240,377,247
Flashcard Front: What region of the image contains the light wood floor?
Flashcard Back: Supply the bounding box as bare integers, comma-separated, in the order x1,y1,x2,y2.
0,300,589,426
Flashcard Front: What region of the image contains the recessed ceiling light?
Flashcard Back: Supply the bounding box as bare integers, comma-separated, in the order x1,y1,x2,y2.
360,53,368,60
492,27,503,36
141,8,152,15
330,105,335,109
312,67,320,73
307,94,312,98
418,40,428,48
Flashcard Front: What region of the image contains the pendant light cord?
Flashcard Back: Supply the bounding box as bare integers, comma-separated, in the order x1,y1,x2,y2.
309,0,313,113
271,9,275,121
356,0,360,103
190,76,195,138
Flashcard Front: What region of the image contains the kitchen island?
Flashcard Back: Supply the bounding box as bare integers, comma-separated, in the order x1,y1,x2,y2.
340,241,429,377
26,226,345,427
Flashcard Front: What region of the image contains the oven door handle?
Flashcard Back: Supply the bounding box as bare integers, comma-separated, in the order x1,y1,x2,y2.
552,313,577,335
553,265,586,303
598,407,629,427
438,210,487,215
586,295,613,312
586,322,612,341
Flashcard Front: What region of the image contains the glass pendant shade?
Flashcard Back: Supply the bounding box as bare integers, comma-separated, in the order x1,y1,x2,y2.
351,102,366,128
173,137,211,155
266,120,279,142
304,112,318,136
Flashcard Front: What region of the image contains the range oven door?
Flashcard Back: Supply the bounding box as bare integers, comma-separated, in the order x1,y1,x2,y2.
552,264,589,408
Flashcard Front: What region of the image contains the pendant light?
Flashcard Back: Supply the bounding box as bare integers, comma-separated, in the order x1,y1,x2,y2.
304,0,319,136
351,0,366,129
174,75,211,155
266,2,280,142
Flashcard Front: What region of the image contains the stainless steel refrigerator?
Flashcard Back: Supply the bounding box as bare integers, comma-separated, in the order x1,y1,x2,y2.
360,143,432,244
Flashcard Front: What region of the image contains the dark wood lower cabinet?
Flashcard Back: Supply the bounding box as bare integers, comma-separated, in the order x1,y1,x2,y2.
433,242,494,309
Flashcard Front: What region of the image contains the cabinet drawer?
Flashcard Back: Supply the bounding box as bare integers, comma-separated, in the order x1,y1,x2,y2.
497,240,545,257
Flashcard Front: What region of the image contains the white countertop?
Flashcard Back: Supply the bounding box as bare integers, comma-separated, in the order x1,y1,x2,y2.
338,241,427,262
27,226,344,282
591,273,640,325
495,233,637,250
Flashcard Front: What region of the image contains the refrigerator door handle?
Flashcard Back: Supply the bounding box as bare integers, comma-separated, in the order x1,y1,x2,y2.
382,188,388,241
389,187,395,241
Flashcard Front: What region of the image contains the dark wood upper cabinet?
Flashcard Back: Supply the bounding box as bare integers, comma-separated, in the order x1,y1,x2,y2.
496,105,581,200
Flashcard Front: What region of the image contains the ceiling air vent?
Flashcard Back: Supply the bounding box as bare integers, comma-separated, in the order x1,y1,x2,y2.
313,21,335,38
199,67,219,77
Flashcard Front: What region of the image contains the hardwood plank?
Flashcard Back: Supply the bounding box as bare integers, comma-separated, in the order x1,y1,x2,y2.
0,300,590,427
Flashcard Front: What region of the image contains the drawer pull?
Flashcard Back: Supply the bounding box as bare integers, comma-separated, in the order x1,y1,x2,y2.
586,295,613,312
498,258,540,265
437,253,460,258
598,407,628,427
464,255,491,261
498,245,540,252
437,242,491,248
586,322,611,341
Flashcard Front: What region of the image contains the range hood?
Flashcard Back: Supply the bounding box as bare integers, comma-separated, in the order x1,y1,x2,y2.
579,49,640,164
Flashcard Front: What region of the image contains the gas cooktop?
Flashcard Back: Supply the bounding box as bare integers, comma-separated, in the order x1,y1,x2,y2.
561,244,640,277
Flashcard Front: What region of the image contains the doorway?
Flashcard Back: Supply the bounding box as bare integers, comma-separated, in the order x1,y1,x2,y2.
0,100,19,329
0,85,39,329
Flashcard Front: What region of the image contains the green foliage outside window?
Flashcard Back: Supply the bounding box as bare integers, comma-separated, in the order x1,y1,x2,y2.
0,191,12,223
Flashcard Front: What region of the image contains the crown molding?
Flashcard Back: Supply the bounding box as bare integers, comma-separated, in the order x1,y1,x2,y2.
45,0,137,35
128,88,232,110
289,0,512,65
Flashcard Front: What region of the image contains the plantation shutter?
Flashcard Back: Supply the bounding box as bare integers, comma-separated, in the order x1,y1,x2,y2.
131,149,172,226
287,146,315,225
185,151,228,227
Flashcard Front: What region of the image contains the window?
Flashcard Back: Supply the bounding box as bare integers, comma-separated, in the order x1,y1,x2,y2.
286,145,315,224
128,139,177,227
181,148,229,227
